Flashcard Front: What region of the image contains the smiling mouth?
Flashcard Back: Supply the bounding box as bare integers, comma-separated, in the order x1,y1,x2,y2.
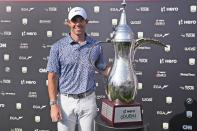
75,28,83,31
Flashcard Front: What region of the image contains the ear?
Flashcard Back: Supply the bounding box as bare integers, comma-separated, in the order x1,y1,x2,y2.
65,19,71,26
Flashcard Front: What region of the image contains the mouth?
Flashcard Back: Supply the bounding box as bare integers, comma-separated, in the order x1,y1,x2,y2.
76,28,81,30
75,26,82,29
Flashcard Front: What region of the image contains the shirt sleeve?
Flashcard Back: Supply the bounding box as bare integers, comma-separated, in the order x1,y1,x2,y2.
95,45,107,71
46,44,60,75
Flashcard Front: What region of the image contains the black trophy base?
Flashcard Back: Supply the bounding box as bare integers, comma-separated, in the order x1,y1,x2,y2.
94,115,149,131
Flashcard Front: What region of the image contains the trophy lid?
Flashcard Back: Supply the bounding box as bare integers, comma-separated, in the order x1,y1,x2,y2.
113,0,134,43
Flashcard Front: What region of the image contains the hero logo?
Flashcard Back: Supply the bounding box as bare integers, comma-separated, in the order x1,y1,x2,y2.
10,116,23,120
153,84,168,90
20,80,37,85
179,85,194,91
182,125,192,130
22,31,37,36
0,43,7,48
161,6,178,12
142,97,153,102
160,58,178,64
178,20,196,25
39,68,47,73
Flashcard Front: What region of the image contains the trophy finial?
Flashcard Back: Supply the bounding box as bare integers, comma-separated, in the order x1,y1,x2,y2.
121,0,126,9
113,0,134,42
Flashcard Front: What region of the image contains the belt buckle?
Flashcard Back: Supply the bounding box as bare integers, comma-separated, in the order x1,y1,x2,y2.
77,93,85,99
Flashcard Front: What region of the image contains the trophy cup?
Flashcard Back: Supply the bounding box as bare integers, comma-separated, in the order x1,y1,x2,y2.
89,0,166,129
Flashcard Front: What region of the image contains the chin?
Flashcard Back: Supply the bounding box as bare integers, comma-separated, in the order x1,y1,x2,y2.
76,32,84,35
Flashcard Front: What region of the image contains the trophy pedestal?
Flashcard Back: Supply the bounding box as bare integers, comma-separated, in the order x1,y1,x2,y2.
94,115,149,131
101,99,143,127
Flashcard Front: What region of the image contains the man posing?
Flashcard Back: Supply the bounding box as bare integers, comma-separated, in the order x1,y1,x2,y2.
47,7,110,131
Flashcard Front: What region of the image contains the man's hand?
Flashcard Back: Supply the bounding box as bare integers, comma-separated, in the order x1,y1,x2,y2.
102,65,112,77
48,72,61,122
50,104,62,122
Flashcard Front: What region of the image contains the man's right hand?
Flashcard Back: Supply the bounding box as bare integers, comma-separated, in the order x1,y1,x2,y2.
50,104,62,122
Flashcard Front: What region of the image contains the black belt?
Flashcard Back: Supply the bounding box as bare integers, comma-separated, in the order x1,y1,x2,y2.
61,89,94,99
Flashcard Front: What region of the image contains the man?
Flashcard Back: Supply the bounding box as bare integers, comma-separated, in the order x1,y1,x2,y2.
47,7,110,131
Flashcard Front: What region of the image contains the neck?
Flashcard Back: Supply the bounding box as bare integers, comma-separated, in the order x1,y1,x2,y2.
70,33,86,44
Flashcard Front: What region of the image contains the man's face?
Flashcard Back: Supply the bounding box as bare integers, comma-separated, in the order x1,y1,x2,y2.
67,15,88,36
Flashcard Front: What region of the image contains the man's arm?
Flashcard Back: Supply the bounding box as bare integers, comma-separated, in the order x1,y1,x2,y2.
48,72,62,122
48,72,58,101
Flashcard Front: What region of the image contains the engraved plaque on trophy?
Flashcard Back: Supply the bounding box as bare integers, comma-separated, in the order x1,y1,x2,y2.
101,99,143,127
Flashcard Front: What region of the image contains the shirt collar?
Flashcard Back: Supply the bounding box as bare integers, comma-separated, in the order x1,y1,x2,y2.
67,33,90,45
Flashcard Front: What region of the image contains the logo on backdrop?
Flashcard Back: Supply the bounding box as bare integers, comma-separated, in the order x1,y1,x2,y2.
161,6,179,13
0,2,196,131
21,7,34,12
33,105,47,110
0,42,7,48
10,116,23,121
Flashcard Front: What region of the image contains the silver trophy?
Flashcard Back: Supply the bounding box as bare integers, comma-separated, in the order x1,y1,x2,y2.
90,0,166,127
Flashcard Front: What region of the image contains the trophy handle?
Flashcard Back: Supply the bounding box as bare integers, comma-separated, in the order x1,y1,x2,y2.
134,38,166,50
130,38,167,69
88,40,112,74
